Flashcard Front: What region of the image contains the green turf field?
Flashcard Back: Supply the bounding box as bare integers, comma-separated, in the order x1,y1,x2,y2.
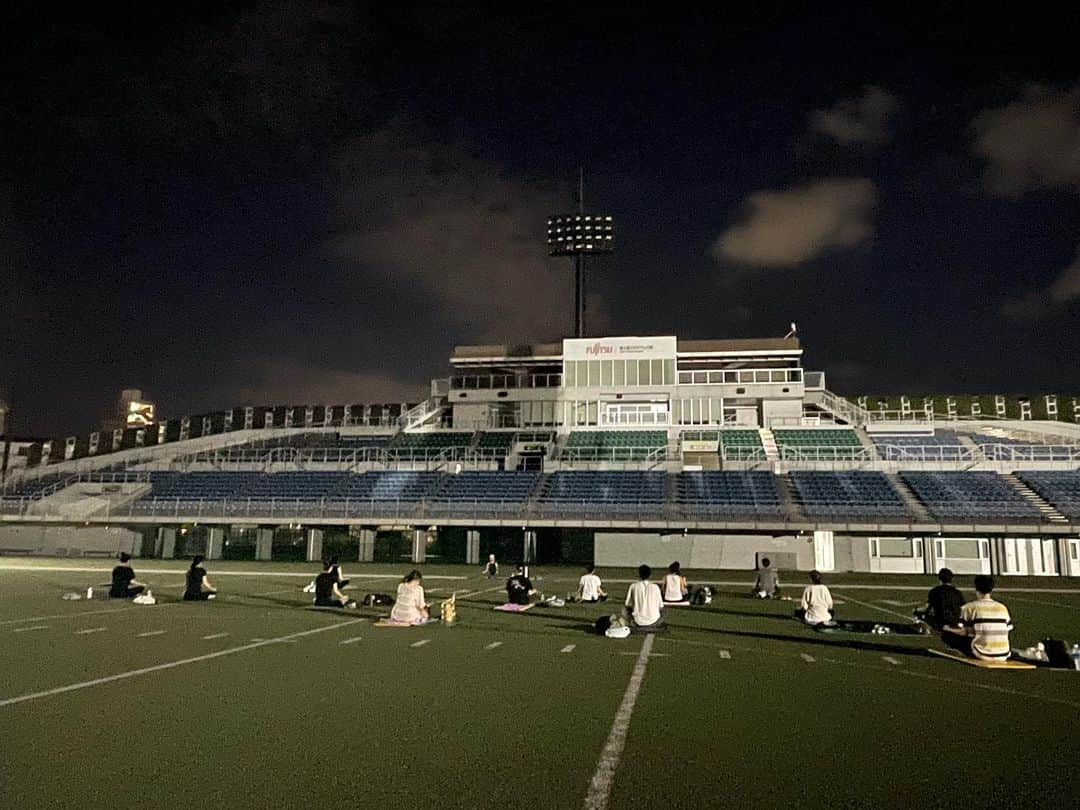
2,559,1080,809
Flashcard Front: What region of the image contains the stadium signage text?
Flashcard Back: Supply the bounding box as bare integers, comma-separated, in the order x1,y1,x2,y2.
564,335,677,362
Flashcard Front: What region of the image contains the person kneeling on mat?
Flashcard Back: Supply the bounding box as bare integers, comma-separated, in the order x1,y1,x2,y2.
183,555,217,601
662,561,689,604
314,561,357,609
109,553,148,599
624,564,665,632
796,570,835,627
389,570,430,625
506,564,539,606
941,575,1013,661
753,557,781,599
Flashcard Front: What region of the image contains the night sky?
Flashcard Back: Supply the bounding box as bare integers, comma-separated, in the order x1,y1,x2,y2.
2,4,1079,437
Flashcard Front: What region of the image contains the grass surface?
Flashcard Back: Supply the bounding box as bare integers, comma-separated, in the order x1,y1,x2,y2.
2,559,1080,809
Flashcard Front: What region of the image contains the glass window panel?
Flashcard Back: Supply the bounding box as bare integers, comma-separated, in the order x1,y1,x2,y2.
564,363,575,388
638,359,651,386
651,359,663,386
943,539,981,559
601,360,613,387
664,360,675,385
626,360,638,386
613,360,625,386
876,538,913,558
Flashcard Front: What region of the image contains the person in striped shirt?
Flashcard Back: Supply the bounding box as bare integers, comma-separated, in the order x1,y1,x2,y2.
942,575,1013,660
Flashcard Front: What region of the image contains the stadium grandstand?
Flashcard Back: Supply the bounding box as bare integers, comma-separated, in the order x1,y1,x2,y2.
1,333,1078,578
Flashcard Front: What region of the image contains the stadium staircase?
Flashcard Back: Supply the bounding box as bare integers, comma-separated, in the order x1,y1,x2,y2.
804,388,871,427
398,396,447,431
886,473,934,523
1000,473,1069,524
758,428,779,461
775,474,805,521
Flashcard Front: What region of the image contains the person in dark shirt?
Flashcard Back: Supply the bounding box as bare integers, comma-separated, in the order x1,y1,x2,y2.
109,553,146,599
506,564,538,606
914,568,964,630
183,555,217,601
327,556,349,589
313,561,356,608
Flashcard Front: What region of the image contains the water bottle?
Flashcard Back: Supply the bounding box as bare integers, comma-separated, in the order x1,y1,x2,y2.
1071,643,1080,671
86,586,93,600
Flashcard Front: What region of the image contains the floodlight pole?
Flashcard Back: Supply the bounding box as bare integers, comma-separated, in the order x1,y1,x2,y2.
575,167,586,338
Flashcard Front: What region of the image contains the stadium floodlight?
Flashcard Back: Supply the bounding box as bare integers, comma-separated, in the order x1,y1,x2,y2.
546,169,615,338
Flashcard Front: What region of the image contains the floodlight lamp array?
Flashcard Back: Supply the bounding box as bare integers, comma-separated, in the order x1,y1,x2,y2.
546,214,615,256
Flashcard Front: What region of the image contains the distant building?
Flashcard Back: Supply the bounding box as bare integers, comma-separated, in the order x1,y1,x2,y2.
102,388,156,433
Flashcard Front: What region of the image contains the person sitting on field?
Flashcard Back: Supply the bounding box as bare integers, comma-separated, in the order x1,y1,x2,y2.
662,561,689,603
753,557,781,599
575,564,607,603
183,555,217,601
913,567,963,630
941,575,1013,661
328,556,349,589
389,569,430,624
624,564,665,631
483,553,499,578
796,570,834,626
109,553,147,599
506,564,539,605
313,560,356,609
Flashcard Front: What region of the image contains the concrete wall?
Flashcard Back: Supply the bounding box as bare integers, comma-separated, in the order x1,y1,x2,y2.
595,532,817,571
0,525,142,556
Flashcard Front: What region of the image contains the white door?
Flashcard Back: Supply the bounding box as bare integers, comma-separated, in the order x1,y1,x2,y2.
1003,538,1026,575
813,531,835,571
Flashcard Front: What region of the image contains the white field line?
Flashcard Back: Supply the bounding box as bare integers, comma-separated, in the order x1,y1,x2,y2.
561,644,577,654
136,630,166,637
839,594,914,621
0,605,177,626
75,627,107,635
1006,594,1080,612
13,626,49,633
202,633,229,640
339,636,363,645
0,618,365,709
882,656,901,666
800,653,816,663
453,584,508,600
719,649,731,659
484,641,503,650
582,634,655,810
251,588,304,597
410,639,430,648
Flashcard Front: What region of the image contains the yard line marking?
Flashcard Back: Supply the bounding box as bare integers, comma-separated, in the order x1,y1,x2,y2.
136,630,166,638
800,653,816,663
484,641,503,650
249,638,266,643
339,636,363,645
252,588,302,597
0,605,176,626
593,578,1080,594
202,633,230,640
14,626,49,633
454,584,509,600
561,644,576,654
880,600,920,607
840,594,914,621
719,649,731,659
75,627,107,635
583,634,655,810
0,618,365,709
410,639,431,648
882,656,901,666
1007,595,1080,613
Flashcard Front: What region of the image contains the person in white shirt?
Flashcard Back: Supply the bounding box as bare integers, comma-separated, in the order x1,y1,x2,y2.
576,564,607,603
662,561,689,603
798,570,835,626
624,564,664,630
389,570,430,625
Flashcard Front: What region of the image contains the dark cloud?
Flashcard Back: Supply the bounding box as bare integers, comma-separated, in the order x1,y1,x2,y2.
712,179,877,267
809,86,900,147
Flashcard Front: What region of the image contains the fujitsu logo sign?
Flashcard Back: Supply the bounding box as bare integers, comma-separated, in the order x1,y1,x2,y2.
585,342,613,355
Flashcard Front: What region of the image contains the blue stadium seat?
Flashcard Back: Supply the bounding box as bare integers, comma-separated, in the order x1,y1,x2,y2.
675,471,784,519
900,472,1043,522
1017,471,1080,520
790,471,910,520
539,471,666,512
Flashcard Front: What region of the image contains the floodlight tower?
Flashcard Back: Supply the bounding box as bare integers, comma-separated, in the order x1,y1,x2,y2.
546,169,614,338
